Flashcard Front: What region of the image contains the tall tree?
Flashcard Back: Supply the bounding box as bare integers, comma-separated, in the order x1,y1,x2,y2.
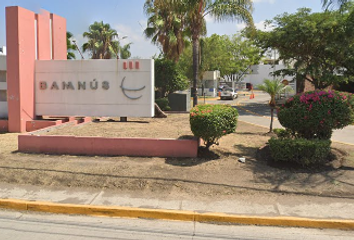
178,33,261,83
109,41,132,59
182,0,254,106
144,0,189,62
82,21,130,59
144,0,254,106
66,32,76,60
250,8,354,90
200,34,261,82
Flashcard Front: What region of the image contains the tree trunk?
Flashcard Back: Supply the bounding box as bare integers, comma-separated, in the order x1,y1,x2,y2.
192,37,199,107
269,107,274,133
154,103,167,118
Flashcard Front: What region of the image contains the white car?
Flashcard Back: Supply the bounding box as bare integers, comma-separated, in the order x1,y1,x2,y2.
220,88,238,100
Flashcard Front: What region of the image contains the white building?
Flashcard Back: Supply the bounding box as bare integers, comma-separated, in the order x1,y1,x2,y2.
0,47,7,118
242,64,296,93
197,64,296,97
198,70,220,97
0,46,6,55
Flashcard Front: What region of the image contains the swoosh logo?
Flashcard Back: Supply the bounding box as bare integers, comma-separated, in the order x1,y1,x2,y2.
120,77,146,100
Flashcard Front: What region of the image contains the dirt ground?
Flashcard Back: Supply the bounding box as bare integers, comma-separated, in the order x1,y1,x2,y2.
0,113,354,202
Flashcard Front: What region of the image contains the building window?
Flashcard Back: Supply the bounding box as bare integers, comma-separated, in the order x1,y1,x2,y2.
0,71,6,82
0,90,6,102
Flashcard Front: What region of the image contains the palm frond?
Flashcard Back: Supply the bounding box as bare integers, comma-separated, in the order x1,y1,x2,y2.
322,0,349,9
67,52,76,60
208,0,254,27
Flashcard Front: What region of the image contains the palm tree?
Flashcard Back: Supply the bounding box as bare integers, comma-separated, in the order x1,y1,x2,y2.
66,32,76,60
178,0,254,106
257,79,293,133
107,41,132,59
322,0,349,9
119,43,132,59
144,0,189,62
82,21,121,59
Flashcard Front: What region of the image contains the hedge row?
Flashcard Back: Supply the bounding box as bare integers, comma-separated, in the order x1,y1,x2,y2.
268,138,331,166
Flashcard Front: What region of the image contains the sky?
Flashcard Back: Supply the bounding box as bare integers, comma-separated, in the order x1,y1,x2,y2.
0,0,324,59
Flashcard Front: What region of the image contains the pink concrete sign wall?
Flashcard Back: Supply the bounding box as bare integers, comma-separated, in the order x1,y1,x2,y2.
6,6,36,133
36,10,51,60
5,6,67,132
51,13,67,60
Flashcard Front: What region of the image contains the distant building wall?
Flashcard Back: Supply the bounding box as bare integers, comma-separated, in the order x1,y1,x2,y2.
243,64,296,93
0,55,7,118
202,70,220,81
0,46,6,55
198,71,219,97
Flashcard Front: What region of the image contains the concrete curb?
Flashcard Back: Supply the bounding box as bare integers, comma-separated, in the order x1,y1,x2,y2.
1,198,354,230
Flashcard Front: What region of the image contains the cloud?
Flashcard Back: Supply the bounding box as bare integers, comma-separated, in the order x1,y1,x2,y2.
205,14,213,23
114,22,159,58
236,20,274,32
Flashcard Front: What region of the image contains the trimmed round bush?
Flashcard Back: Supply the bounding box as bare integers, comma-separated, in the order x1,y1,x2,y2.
268,137,331,166
155,98,171,111
278,90,354,140
190,104,238,149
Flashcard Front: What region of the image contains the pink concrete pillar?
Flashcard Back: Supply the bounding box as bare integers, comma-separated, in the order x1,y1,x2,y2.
6,6,36,132
51,13,67,59
6,6,67,132
36,10,51,60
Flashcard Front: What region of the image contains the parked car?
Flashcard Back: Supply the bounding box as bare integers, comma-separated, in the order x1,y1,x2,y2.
219,88,238,100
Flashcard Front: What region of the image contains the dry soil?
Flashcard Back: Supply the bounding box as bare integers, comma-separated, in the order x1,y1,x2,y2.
0,113,353,202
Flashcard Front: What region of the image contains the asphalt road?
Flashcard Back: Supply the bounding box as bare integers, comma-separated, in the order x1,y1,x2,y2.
1,210,353,240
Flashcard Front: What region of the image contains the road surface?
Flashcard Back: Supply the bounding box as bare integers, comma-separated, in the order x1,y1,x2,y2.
1,209,353,240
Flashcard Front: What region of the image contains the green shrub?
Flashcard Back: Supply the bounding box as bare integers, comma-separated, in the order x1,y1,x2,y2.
268,138,331,166
278,90,354,140
343,92,354,110
155,98,171,111
190,104,238,149
273,128,294,139
155,57,189,97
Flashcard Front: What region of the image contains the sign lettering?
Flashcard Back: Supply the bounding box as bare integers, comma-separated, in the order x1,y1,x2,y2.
123,61,140,70
40,80,110,91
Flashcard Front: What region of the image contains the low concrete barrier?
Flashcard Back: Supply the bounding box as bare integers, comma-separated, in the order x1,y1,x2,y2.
18,134,199,158
26,120,63,132
26,117,92,132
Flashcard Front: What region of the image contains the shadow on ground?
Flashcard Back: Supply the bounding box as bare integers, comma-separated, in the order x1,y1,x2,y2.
94,119,149,124
165,147,220,167
243,144,354,193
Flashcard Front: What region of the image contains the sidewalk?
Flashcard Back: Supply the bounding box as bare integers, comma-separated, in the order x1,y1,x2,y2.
1,182,354,230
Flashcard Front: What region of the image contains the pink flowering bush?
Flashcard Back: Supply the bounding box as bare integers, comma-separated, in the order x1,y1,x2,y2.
278,90,354,140
190,104,238,149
